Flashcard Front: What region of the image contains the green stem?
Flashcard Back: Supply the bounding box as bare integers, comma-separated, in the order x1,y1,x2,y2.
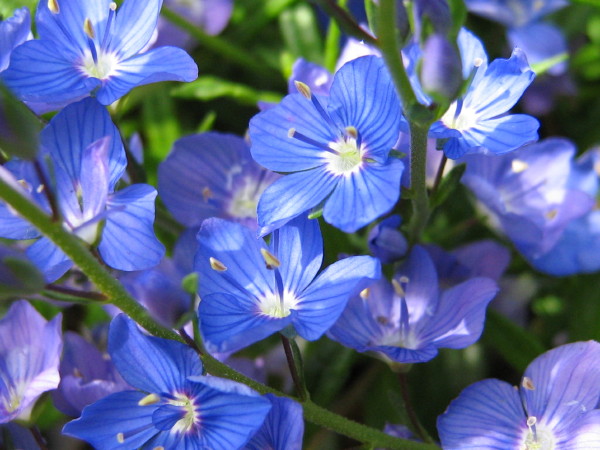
407,121,431,244
398,372,436,444
0,178,438,450
323,0,347,72
280,334,309,401
315,0,378,47
161,8,278,79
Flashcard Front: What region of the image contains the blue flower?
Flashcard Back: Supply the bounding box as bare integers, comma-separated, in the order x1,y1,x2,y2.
0,7,31,72
327,246,498,364
195,216,381,353
429,30,539,159
0,97,165,281
437,341,600,448
158,132,279,231
1,0,197,109
249,55,404,234
63,314,272,449
0,300,62,423
245,394,304,450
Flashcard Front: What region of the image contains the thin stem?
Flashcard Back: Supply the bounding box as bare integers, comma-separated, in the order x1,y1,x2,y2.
161,7,278,79
280,334,308,401
45,284,107,302
29,427,48,450
431,154,448,196
407,122,431,244
398,372,435,444
315,0,378,47
323,0,347,72
179,326,203,356
33,159,59,222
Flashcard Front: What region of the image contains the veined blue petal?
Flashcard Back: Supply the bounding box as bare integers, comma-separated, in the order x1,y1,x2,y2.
294,255,380,340
437,379,524,448
79,137,110,222
0,7,31,72
245,394,304,450
199,292,291,353
109,315,203,393
97,46,198,105
328,56,402,162
271,216,323,295
26,237,72,282
250,94,336,172
107,0,162,59
62,390,159,450
508,23,567,76
566,410,600,449
457,28,488,79
467,48,535,121
399,245,440,323
0,164,42,239
41,97,126,191
418,277,498,348
463,114,539,155
195,218,274,300
36,0,110,57
98,184,164,271
257,169,338,236
522,341,600,437
322,159,403,232
288,58,332,96
1,40,101,103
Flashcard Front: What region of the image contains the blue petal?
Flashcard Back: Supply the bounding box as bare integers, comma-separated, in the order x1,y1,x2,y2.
97,46,198,105
0,164,41,239
271,215,323,295
107,0,161,59
463,114,539,155
98,184,165,271
249,94,336,172
195,218,274,300
79,137,110,222
288,58,332,96
322,159,403,232
398,245,440,323
1,40,100,104
199,292,291,353
467,48,535,120
26,237,72,282
62,390,159,450
508,23,568,76
418,277,498,348
522,341,600,437
294,255,380,340
437,379,524,448
457,28,488,79
245,394,304,450
41,97,126,190
257,169,338,236
108,314,203,393
0,7,31,72
328,56,402,162
566,410,600,449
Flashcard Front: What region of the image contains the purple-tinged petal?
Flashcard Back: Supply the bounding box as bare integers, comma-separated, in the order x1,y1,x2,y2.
418,277,498,348
368,215,408,264
565,410,600,450
108,314,202,394
322,159,403,232
257,169,338,236
463,114,539,155
107,0,161,59
288,58,332,96
457,28,488,79
399,246,440,323
245,394,304,450
328,56,402,162
26,236,72,282
79,136,110,222
199,292,291,354
1,40,100,104
62,390,159,450
97,46,198,105
250,94,336,172
437,379,524,448
98,184,165,271
271,216,323,295
0,7,31,72
508,23,568,76
294,255,380,340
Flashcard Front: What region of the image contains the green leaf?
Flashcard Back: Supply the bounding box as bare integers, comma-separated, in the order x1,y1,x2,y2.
172,76,282,106
0,83,42,160
181,272,199,295
0,0,37,19
0,255,46,300
448,0,467,41
430,163,466,208
482,310,546,373
530,52,568,75
279,3,323,63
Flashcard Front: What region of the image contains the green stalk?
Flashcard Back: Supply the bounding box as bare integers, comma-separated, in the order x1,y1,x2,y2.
0,178,438,449
407,121,431,243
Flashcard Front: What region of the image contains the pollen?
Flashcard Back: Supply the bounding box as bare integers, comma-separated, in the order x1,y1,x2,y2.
294,80,312,99
48,0,60,14
325,136,364,175
202,187,213,202
138,393,160,406
116,433,125,443
84,18,95,39
209,257,227,272
260,248,281,269
512,159,529,173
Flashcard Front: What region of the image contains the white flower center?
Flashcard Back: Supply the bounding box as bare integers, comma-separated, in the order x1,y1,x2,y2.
325,137,364,175
441,101,478,132
228,176,266,219
168,392,198,434
258,290,298,318
80,49,119,80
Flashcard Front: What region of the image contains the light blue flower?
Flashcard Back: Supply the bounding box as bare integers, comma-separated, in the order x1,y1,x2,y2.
0,7,31,72
2,0,197,109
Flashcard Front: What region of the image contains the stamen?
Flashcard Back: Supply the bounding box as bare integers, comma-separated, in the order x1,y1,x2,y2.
101,2,118,48
116,433,125,443
527,416,538,443
359,288,370,300
138,393,160,406
294,80,312,99
511,159,529,173
288,128,337,155
345,126,362,148
48,0,60,14
202,187,213,202
209,257,227,272
84,19,98,64
522,377,535,390
260,248,281,269
545,209,558,220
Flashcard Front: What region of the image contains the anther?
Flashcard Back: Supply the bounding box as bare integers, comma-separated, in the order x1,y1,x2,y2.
511,159,529,173
473,57,484,68
36,184,45,194
359,288,370,300
522,376,535,390
391,278,405,297
101,3,118,48
138,393,161,406
545,209,558,220
84,18,95,39
294,81,312,99
260,248,281,269
209,257,227,272
345,126,358,139
48,0,60,14
202,187,213,202
116,433,125,443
